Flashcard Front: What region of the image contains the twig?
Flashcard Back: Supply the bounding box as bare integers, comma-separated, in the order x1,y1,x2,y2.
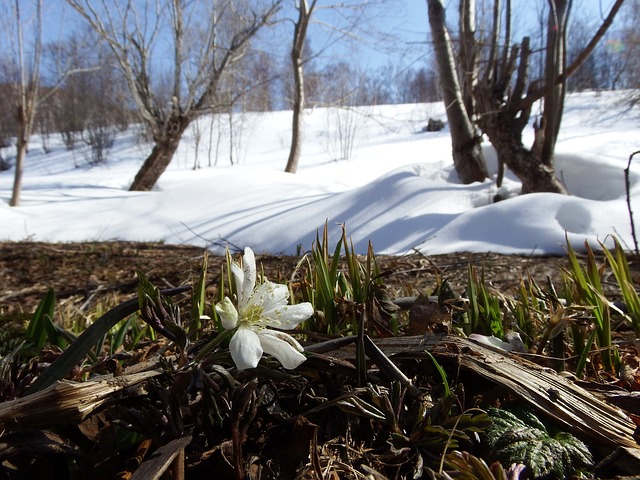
625,150,640,258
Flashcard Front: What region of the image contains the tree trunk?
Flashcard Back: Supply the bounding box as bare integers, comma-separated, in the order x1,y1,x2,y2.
9,0,42,207
427,0,488,184
10,137,28,207
285,54,304,174
458,0,479,118
480,109,567,194
285,1,314,174
129,117,188,191
496,143,567,194
541,0,570,167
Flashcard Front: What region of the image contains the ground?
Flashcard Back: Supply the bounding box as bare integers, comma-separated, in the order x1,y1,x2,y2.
2,241,639,479
0,241,589,318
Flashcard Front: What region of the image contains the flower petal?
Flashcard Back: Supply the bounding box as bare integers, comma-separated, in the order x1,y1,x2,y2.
231,262,244,305
215,297,238,330
252,282,289,311
259,329,307,369
264,302,314,330
240,247,257,308
230,325,263,370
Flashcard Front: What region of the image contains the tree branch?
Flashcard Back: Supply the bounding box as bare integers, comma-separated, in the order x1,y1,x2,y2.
515,0,624,110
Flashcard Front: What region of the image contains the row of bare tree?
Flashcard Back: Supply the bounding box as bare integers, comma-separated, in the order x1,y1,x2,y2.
0,0,638,206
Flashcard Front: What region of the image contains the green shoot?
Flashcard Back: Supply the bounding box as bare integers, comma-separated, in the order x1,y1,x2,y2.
601,237,640,337
565,239,618,374
190,251,208,336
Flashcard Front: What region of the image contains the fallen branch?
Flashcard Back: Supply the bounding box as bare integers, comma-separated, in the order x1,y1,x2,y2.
0,370,161,431
326,334,638,454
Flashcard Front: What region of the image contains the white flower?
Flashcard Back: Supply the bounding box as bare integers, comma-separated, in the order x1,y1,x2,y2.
215,247,313,370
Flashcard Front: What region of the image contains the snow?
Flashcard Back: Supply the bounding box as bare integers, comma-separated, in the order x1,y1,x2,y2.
0,90,638,256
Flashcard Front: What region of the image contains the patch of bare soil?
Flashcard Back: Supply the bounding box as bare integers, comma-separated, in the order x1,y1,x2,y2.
0,241,581,317
1,241,640,479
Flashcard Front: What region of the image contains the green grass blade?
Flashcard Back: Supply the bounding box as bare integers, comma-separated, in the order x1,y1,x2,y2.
191,251,208,335
565,239,594,305
26,288,56,350
584,241,604,294
110,316,133,354
329,226,343,282
45,316,74,350
310,223,344,334
423,350,451,397
565,238,615,371
466,266,479,335
344,232,363,303
588,285,617,372
575,327,598,378
602,238,640,335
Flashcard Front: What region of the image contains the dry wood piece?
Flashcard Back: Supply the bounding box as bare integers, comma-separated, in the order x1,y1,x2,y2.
0,370,161,431
129,436,192,480
594,446,640,477
329,334,639,454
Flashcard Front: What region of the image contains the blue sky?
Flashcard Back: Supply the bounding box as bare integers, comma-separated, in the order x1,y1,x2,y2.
298,1,431,72
30,1,430,72
14,0,626,81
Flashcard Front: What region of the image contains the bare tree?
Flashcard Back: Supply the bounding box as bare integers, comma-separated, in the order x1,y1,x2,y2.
427,0,488,184
51,75,87,151
396,65,439,104
42,31,127,154
361,64,398,105
284,0,317,174
1,2,115,205
471,0,623,193
5,0,43,206
620,0,640,105
283,0,394,173
428,0,623,194
239,50,277,112
318,61,371,161
67,0,282,191
281,40,322,109
191,117,204,170
567,18,599,92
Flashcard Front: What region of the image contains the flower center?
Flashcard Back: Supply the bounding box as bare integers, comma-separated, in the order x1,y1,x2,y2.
242,304,265,326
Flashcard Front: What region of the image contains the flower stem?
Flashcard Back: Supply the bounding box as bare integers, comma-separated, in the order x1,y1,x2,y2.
192,328,235,364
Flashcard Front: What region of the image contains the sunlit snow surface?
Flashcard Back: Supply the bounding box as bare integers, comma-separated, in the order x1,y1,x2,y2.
1,91,638,255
